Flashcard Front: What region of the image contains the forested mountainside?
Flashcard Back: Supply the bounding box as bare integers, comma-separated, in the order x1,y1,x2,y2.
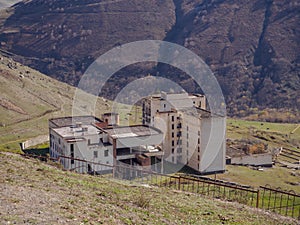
0,0,299,118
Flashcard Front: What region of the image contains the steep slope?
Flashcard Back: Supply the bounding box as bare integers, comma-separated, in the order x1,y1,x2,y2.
162,0,299,115
0,52,109,151
0,0,299,116
0,0,175,85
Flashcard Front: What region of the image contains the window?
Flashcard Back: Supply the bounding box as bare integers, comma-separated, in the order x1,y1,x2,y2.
104,149,109,157
172,132,174,138
94,151,98,158
198,130,200,136
187,126,189,131
172,148,174,154
187,133,189,139
171,116,174,122
172,124,174,130
88,139,91,145
198,138,200,144
187,141,189,148
198,155,200,161
70,144,74,164
172,140,174,147
177,148,182,153
198,146,200,152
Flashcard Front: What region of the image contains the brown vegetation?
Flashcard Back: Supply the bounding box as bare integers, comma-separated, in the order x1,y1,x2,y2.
0,0,298,117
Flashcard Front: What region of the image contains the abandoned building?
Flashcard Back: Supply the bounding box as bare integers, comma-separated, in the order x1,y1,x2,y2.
142,92,226,174
226,140,273,167
49,115,164,174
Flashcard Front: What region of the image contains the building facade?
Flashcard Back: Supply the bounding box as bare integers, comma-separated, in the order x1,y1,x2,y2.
49,116,164,174
142,92,226,174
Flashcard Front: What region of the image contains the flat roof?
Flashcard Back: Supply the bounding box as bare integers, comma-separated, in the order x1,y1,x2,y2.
179,107,211,118
52,124,99,138
50,116,102,128
103,125,162,139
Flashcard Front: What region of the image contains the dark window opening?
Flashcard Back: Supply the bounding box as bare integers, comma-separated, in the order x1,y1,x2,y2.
70,144,74,164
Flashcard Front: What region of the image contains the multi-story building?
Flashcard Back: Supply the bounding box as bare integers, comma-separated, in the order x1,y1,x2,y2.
142,92,226,174
49,115,164,174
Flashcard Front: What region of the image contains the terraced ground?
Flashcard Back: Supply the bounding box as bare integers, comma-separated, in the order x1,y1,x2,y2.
227,118,300,167
210,119,300,192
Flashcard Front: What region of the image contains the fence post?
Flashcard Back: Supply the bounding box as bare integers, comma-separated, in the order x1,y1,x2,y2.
178,176,181,191
256,190,260,208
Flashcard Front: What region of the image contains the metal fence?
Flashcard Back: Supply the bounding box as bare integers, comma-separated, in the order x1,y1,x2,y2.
259,184,300,219
23,154,300,220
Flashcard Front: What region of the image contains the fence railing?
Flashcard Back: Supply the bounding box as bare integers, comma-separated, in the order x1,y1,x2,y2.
23,154,300,220
259,184,300,219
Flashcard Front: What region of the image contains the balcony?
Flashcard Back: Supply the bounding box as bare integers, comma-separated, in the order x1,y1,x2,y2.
116,146,163,160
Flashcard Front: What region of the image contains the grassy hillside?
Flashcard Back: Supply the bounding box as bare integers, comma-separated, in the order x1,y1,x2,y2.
1,152,297,225
210,165,300,193
227,118,300,150
201,119,300,193
0,53,145,153
0,53,111,152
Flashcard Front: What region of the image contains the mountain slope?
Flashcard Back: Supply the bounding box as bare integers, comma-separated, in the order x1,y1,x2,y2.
1,152,298,224
0,0,299,116
0,52,109,152
166,0,300,115
0,0,175,85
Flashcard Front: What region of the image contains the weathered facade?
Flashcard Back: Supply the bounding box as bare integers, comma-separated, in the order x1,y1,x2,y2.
49,116,164,173
142,92,226,174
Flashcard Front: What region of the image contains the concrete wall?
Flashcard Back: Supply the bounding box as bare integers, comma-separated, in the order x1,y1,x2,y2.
230,153,273,166
154,111,178,163
142,93,225,174
21,135,49,150
50,129,114,172
182,113,201,170
162,92,193,110
199,116,226,174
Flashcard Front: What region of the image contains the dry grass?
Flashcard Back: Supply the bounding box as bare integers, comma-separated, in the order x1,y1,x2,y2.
227,118,300,150
0,53,144,153
1,152,298,225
